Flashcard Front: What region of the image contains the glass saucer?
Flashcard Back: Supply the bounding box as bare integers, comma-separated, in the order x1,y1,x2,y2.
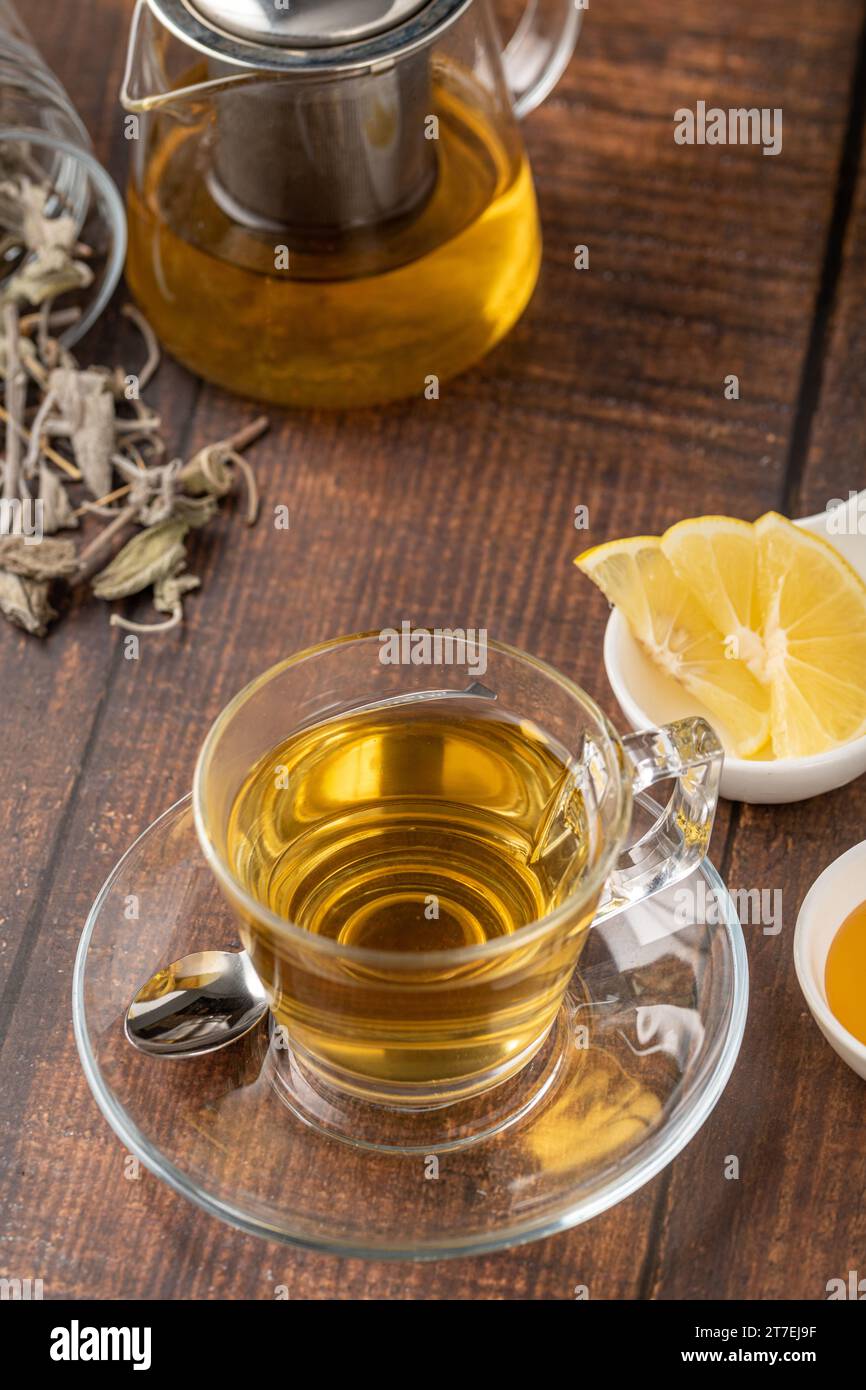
73,793,748,1260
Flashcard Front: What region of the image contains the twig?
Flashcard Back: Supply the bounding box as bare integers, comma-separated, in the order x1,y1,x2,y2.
75,503,138,582
224,415,269,453
22,387,56,479
109,607,183,635
121,304,160,392
70,419,268,523
0,403,81,480
72,483,132,518
2,304,23,500
19,306,81,335
122,441,149,472
37,300,54,364
114,415,161,435
225,448,259,526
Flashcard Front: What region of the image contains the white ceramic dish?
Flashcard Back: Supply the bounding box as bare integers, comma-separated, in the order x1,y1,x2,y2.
794,839,866,1081
602,490,866,803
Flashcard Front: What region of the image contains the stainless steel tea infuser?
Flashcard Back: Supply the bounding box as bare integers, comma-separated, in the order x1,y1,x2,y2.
121,0,581,241
187,0,446,237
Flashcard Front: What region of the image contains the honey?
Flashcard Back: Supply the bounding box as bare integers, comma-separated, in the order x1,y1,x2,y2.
825,899,866,1044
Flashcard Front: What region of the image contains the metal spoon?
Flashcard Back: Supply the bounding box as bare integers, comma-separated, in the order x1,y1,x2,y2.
125,950,268,1057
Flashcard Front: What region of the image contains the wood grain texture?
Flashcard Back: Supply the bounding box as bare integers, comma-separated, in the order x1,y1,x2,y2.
1,0,865,1299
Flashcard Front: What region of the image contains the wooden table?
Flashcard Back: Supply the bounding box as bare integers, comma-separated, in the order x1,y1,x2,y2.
2,0,865,1300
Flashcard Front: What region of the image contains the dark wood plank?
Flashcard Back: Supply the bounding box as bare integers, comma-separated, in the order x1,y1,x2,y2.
1,0,864,1299
649,8,866,1301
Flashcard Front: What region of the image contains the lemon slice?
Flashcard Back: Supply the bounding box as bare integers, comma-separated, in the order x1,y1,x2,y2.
575,536,771,756
754,511,866,757
661,516,765,676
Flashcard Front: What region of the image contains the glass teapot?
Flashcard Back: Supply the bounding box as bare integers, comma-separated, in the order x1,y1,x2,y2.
120,0,582,408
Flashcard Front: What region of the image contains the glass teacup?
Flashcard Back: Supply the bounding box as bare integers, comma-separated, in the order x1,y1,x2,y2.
193,631,723,1112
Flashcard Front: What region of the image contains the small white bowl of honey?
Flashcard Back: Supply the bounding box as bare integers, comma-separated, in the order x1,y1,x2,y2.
795,840,866,1080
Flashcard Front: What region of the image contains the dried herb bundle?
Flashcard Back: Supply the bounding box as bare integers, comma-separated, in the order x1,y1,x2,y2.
0,173,267,638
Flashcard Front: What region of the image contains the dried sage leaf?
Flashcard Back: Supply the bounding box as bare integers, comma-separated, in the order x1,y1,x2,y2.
0,184,267,639
0,534,77,578
0,179,76,251
168,493,219,528
3,244,93,308
0,568,55,635
18,182,78,254
0,180,92,307
0,330,40,382
153,566,200,615
38,460,79,533
49,366,115,498
106,559,199,635
92,517,189,601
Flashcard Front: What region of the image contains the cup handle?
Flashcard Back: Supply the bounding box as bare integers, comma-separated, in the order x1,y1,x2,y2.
593,717,725,924
499,0,584,119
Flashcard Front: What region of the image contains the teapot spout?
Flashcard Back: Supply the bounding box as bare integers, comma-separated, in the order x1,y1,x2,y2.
120,0,253,116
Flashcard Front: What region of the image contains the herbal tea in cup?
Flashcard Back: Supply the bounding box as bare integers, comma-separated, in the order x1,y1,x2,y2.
193,632,723,1107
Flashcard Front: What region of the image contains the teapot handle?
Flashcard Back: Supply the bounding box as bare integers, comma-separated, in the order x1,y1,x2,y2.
499,0,583,119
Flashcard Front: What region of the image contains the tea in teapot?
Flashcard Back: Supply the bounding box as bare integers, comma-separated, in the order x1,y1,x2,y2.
121,1,581,407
